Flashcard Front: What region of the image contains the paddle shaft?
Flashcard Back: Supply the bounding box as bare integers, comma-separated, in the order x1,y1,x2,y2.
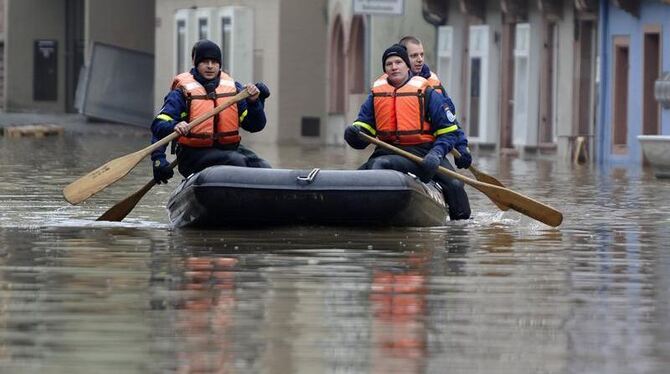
63,90,251,205
360,133,563,227
96,160,178,221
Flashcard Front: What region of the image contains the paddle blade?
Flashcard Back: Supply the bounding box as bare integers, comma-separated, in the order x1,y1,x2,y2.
471,182,563,227
450,149,509,210
96,180,156,221
63,151,145,205
467,165,510,211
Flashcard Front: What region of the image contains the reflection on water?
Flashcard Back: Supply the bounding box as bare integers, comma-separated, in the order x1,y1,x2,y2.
1,130,670,373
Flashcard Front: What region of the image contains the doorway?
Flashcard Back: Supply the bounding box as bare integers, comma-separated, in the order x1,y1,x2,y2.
65,0,84,113
500,22,516,150
642,28,660,136
539,22,558,145
612,36,630,154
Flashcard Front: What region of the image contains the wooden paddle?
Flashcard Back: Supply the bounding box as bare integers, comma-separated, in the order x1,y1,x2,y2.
360,133,563,227
63,90,251,205
96,160,178,221
450,148,509,211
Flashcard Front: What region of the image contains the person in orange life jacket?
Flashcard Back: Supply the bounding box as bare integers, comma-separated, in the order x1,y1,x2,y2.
150,39,271,184
399,35,471,169
344,44,471,220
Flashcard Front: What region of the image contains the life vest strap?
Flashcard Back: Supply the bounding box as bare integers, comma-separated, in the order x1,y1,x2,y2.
184,133,212,139
187,92,237,100
372,92,394,97
213,130,240,139
372,91,423,98
378,129,432,137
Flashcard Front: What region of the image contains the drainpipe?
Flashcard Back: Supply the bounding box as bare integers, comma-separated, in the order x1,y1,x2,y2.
596,0,609,164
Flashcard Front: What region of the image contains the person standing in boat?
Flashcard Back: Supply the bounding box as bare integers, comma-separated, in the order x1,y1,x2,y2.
344,44,472,220
150,39,271,184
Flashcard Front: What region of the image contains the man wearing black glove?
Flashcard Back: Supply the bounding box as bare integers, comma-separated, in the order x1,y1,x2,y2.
153,158,174,184
150,39,272,184
344,44,471,220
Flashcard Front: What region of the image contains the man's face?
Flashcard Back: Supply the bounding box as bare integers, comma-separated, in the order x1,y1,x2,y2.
405,42,424,74
384,56,409,87
196,58,221,80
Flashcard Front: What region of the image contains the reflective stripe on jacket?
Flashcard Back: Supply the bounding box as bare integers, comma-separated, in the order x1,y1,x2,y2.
171,71,240,147
371,75,435,145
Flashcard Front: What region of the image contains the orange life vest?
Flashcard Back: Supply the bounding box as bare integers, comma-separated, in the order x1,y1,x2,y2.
427,72,445,95
378,71,445,95
171,71,240,147
371,75,435,145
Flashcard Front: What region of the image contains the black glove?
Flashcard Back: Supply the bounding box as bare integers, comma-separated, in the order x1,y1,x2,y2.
420,148,443,183
454,145,472,169
255,82,271,100
152,157,174,184
344,125,369,150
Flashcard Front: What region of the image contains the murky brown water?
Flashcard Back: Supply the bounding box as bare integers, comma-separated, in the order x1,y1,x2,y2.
2,128,670,373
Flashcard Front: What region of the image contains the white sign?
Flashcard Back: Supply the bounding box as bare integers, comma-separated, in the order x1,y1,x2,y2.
353,0,404,16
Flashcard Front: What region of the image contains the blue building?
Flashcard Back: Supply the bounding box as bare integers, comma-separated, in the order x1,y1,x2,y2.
597,0,670,164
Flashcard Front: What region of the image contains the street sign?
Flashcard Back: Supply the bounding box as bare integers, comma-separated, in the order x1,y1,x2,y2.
353,0,404,16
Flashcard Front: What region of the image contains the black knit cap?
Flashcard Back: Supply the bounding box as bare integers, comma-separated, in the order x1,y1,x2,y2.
192,39,222,66
382,44,411,72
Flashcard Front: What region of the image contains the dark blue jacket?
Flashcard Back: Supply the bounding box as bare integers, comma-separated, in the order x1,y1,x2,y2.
352,75,467,156
150,69,266,161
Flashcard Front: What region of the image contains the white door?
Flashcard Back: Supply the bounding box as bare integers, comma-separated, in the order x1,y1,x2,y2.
512,23,530,146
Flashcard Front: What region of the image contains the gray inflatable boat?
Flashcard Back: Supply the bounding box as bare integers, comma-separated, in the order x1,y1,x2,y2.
167,165,446,228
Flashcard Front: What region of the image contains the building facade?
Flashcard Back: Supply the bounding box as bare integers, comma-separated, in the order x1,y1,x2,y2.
596,0,670,165
4,0,669,165
2,0,154,113
154,0,328,145
424,0,600,161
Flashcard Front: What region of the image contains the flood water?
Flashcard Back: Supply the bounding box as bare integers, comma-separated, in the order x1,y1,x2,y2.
1,126,670,373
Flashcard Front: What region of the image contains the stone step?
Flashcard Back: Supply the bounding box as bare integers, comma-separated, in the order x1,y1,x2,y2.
2,124,65,138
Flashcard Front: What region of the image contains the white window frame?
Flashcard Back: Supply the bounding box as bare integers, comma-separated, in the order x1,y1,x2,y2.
550,23,559,143
195,8,213,41
217,7,253,84
174,9,191,74
437,26,453,89
217,8,234,74
467,25,490,142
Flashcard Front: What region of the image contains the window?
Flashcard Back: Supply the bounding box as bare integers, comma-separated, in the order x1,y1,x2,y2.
468,25,489,140
174,7,253,81
220,17,232,72
176,20,186,72
217,7,253,83
198,18,208,40
174,9,190,74
437,26,452,88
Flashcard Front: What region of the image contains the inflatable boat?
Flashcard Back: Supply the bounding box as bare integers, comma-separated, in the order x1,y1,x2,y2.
167,165,447,228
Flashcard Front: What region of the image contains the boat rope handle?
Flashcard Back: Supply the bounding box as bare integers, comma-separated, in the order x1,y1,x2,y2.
297,168,320,184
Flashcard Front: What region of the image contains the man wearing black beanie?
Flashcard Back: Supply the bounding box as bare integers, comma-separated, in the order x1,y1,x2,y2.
344,43,472,220
191,39,222,67
381,43,411,73
149,39,272,184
